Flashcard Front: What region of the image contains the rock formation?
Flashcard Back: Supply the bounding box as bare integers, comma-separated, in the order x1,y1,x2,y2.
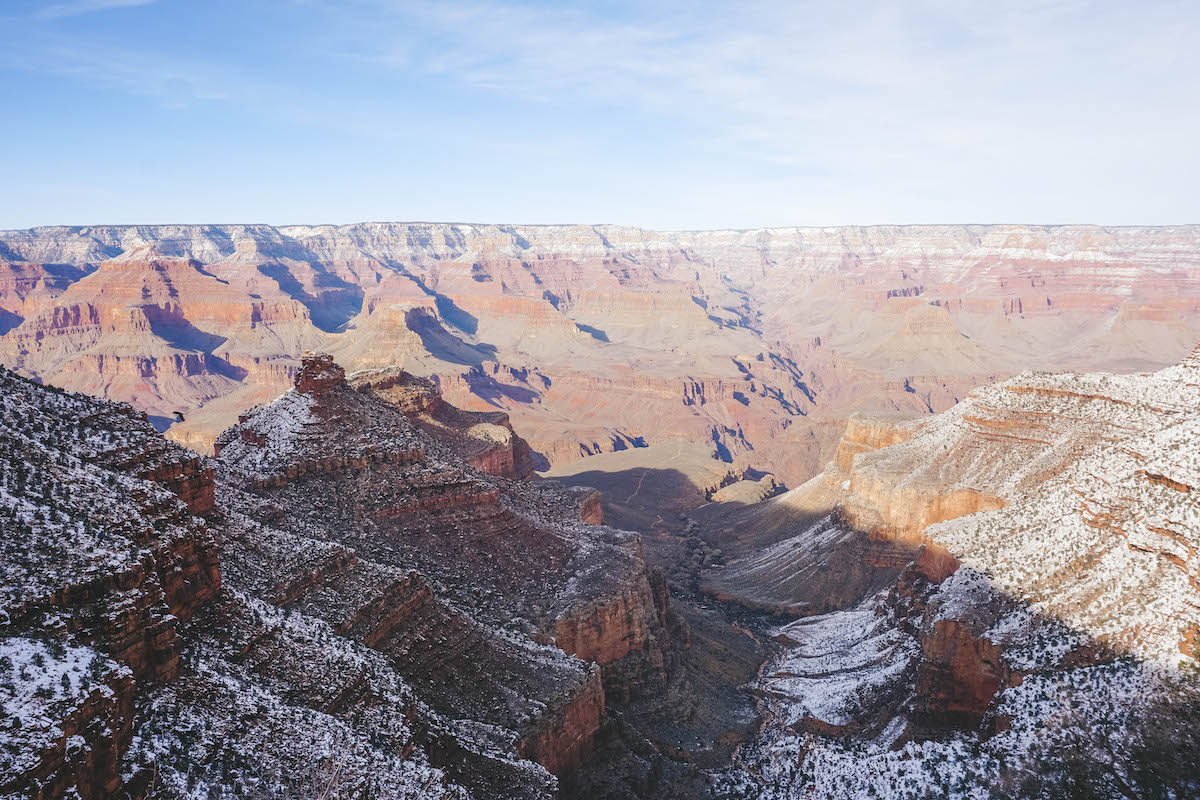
706,346,1200,799
350,365,537,480
0,354,682,799
3,223,1198,491
4,215,1200,799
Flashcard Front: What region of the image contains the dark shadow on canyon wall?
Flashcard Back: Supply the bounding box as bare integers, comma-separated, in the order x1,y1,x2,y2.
461,367,538,406
575,323,610,342
546,466,779,800
0,307,22,336
549,461,1199,799
405,307,498,367
142,304,228,352
434,293,479,335
256,262,364,332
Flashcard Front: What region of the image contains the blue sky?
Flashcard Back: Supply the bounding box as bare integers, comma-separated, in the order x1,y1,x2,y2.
1,0,1198,229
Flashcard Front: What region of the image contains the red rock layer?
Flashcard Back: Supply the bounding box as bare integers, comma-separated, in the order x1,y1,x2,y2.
0,670,136,800
6,223,1197,490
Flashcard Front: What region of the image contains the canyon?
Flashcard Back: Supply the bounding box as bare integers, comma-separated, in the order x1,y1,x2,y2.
2,223,1199,490
703,346,1200,798
1,221,1198,799
0,353,696,798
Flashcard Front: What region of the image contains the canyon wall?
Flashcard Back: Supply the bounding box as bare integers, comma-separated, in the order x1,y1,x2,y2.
0,353,684,799
214,353,679,777
711,346,1200,798
3,223,1198,490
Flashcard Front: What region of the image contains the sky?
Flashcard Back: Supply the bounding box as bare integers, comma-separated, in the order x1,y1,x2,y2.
1,0,1198,230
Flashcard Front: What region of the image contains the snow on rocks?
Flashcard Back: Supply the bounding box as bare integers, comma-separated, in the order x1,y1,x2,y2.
711,346,1200,798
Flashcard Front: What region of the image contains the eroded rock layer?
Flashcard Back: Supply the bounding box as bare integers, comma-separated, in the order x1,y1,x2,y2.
0,353,681,799
707,348,1200,799
3,223,1198,488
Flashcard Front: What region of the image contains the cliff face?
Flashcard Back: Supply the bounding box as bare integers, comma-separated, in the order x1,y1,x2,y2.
0,366,223,793
710,347,1200,798
0,369,222,685
844,350,1200,663
214,352,676,774
0,640,135,800
3,222,1197,490
350,365,537,480
0,354,680,799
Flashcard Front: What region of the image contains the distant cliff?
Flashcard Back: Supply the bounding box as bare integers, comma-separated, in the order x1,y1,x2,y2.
3,222,1198,489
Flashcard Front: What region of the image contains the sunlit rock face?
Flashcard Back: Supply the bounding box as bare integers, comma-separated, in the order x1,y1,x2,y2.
0,353,685,799
349,363,538,480
3,223,1198,486
835,347,1200,663
705,347,1200,799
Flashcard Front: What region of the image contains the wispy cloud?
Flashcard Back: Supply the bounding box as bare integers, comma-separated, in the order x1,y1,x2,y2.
346,0,1200,203
35,0,156,20
2,0,1198,226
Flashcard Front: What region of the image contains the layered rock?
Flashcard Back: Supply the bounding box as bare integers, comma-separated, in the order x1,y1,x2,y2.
213,352,677,773
0,367,225,792
350,364,537,479
838,349,1200,662
0,356,681,799
0,367,221,686
710,346,1200,799
3,223,1198,489
0,640,134,800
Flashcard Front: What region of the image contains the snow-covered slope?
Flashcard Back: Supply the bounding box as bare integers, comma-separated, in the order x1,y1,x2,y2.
0,355,686,799
707,347,1200,799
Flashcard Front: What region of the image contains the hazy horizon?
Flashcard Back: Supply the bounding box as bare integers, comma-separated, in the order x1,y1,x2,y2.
5,219,1200,234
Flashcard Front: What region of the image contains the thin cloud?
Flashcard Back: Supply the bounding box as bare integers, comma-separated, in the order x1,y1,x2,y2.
2,0,1198,227
359,0,1200,178
35,0,156,20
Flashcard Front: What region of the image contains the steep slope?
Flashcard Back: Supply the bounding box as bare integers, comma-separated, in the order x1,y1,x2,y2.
214,353,676,705
0,366,475,799
0,353,687,799
349,365,537,480
2,223,1198,490
835,350,1200,661
707,348,1200,799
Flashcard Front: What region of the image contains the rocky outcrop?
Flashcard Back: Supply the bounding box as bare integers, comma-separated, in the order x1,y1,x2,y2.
0,368,225,796
554,574,669,702
134,457,215,515
0,368,222,686
916,617,1013,725
818,350,1200,715
517,668,606,776
350,365,537,480
577,490,604,525
214,352,680,782
5,223,1197,489
293,350,345,395
713,347,1200,799
0,355,685,799
0,642,135,800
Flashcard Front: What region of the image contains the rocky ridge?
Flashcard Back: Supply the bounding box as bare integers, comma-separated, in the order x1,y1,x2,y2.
703,347,1200,798
3,223,1198,490
0,353,684,799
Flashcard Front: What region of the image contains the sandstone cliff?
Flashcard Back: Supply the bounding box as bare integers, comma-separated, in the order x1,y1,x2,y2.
3,222,1198,491
709,347,1200,799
